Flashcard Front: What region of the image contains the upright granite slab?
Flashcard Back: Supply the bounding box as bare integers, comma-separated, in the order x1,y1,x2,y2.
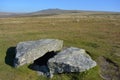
48,47,97,77
14,39,63,67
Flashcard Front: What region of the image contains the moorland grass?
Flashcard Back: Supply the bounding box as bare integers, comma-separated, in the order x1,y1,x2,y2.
0,13,120,80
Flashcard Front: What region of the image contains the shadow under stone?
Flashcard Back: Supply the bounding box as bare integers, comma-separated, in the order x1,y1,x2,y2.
34,51,57,66
28,51,57,75
5,47,16,67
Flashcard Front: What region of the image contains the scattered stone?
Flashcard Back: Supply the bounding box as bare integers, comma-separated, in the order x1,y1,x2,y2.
48,47,97,78
37,65,50,77
14,39,63,67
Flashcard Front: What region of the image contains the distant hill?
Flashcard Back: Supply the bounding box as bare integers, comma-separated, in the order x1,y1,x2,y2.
0,8,120,18
0,9,81,18
0,12,19,18
24,8,83,17
31,8,81,14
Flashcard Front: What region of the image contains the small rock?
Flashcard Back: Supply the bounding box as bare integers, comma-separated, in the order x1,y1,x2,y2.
37,65,50,77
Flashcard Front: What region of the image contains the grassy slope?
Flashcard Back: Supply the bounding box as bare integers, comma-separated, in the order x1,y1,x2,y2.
0,13,120,80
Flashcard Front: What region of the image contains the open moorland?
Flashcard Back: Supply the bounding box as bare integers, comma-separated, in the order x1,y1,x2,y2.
0,11,120,80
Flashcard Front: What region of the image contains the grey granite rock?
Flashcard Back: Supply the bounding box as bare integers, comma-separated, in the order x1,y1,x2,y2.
14,39,63,67
48,47,97,77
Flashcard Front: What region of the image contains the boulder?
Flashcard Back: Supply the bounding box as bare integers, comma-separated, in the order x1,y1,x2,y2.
48,47,97,77
14,39,63,67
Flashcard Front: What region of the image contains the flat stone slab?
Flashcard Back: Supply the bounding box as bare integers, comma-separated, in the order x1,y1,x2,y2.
14,39,63,67
48,47,97,77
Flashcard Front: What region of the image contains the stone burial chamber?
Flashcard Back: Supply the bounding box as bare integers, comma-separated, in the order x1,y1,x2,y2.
14,39,97,78
14,39,63,67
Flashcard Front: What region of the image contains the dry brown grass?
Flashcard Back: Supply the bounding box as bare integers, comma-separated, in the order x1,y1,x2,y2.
0,13,120,80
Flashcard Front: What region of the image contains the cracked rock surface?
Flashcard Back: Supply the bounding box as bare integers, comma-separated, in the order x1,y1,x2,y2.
14,39,63,67
48,47,97,78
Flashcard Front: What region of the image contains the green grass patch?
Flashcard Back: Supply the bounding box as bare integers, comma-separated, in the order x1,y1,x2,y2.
0,14,120,80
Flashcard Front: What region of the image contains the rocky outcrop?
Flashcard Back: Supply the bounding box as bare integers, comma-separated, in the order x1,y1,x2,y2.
14,39,63,67
48,47,97,77
14,39,97,78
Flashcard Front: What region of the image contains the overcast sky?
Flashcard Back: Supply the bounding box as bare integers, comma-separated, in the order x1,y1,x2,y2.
0,0,120,12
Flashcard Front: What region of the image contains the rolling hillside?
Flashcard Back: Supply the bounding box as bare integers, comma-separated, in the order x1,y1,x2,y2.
0,8,120,18
0,9,120,80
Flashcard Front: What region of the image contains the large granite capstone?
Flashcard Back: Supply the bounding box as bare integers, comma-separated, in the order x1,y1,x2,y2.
48,47,97,77
14,39,63,67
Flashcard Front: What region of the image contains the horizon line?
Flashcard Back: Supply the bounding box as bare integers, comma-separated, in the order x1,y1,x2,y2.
0,8,120,13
